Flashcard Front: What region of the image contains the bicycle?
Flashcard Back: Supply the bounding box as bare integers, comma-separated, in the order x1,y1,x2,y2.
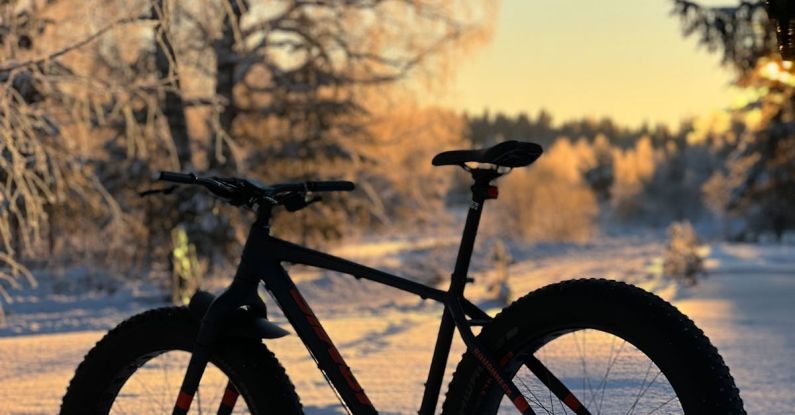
60,140,745,414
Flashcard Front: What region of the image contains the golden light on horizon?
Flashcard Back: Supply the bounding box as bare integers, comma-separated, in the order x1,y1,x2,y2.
424,0,737,128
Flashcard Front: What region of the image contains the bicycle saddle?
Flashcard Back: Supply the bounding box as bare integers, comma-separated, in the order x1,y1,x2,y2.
431,140,543,168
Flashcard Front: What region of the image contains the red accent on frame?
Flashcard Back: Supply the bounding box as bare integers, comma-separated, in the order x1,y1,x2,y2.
498,351,514,367
221,384,239,408
291,289,312,314
486,186,499,199
356,391,373,405
563,393,583,411
175,390,194,410
513,395,531,413
288,288,375,409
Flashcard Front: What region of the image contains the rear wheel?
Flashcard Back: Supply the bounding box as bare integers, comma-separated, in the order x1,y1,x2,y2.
60,307,302,414
442,279,745,414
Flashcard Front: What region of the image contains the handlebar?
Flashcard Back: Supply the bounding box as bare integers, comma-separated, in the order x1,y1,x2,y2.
158,172,354,193
153,171,355,211
158,171,197,184
270,180,355,193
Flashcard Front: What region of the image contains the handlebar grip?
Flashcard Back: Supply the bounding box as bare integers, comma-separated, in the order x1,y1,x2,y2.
158,171,197,184
306,181,355,192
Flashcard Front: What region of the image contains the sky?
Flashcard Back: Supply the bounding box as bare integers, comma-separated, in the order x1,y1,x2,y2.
426,0,738,128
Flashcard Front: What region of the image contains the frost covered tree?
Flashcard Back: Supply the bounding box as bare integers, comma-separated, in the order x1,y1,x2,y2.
1,0,498,310
672,0,795,240
582,134,615,203
0,0,138,316
496,138,599,243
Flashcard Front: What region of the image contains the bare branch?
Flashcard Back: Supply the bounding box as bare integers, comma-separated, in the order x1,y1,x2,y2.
0,15,152,73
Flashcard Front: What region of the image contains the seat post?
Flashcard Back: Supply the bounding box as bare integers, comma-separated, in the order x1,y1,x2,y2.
448,169,501,296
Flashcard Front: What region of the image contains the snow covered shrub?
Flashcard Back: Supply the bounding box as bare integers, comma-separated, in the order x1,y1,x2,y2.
663,221,707,286
495,138,598,242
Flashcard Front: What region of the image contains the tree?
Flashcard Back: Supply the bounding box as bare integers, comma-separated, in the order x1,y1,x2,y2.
191,0,497,242
582,134,615,203
496,138,599,243
0,0,137,316
672,0,795,239
1,0,498,310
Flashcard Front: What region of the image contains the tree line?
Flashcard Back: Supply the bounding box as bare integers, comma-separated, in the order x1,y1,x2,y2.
466,110,679,150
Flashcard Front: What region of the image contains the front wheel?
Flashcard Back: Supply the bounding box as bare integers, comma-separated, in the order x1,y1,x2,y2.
442,279,745,414
60,307,302,414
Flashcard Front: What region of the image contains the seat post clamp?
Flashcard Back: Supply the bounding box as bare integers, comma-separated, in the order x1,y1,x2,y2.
472,184,499,200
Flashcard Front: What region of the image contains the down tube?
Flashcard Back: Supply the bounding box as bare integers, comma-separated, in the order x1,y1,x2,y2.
261,261,378,415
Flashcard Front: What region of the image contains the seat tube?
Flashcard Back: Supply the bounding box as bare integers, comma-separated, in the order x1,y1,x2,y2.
418,182,488,414
449,184,487,294
418,309,456,415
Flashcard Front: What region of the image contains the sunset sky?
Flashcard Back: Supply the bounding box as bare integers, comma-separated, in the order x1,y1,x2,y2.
430,0,737,128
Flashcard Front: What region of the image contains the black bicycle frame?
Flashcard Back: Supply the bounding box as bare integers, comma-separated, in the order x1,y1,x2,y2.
171,172,588,415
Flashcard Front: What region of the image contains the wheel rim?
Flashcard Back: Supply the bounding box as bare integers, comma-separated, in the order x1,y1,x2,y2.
496,329,684,415
109,350,251,414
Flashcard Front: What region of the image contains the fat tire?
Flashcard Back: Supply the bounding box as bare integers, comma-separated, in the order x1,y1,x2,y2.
442,278,745,414
60,306,302,414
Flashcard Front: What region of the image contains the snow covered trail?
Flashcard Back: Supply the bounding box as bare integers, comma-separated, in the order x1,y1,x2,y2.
677,243,795,415
0,241,792,414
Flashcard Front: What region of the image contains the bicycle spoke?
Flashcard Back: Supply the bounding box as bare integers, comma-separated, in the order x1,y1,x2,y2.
522,354,589,414
625,359,654,415
573,330,598,408
161,355,171,412
502,329,683,415
595,335,617,414
645,394,679,415
108,352,251,414
197,385,203,415
596,338,627,414
516,375,553,415
627,364,665,415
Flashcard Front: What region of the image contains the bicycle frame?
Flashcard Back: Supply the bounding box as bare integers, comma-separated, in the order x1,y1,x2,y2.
171,171,588,415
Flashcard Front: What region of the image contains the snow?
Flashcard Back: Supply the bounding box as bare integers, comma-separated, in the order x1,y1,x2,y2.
677,243,795,414
0,236,793,414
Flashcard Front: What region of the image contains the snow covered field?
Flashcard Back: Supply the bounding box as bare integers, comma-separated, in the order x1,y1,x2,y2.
0,236,793,414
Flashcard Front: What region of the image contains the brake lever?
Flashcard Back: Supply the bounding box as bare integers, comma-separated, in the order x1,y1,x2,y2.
282,193,323,212
212,177,265,207
307,194,322,205
139,185,178,198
